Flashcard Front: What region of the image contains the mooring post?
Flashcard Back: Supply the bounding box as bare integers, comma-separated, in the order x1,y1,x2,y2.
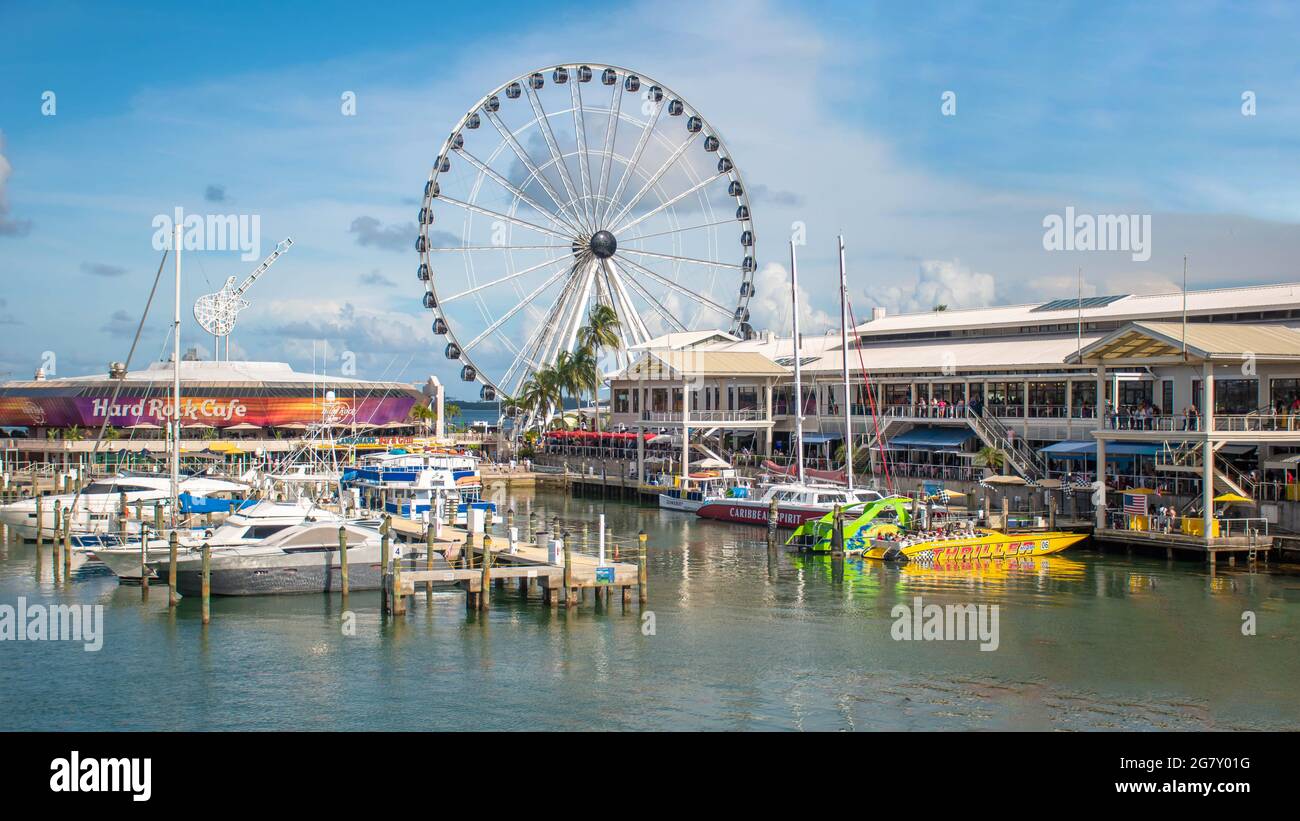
638,530,648,604
831,505,845,558
154,502,163,537
480,534,492,610
391,540,405,616
1001,497,1010,533
767,497,779,550
168,531,179,607
140,521,150,599
51,503,61,583
563,531,575,608
380,519,391,614
1048,494,1057,530
201,543,211,625
35,494,43,548
425,523,435,602
62,508,72,578
337,525,349,597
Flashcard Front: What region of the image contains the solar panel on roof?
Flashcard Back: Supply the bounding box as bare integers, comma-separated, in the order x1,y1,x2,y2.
1031,294,1129,312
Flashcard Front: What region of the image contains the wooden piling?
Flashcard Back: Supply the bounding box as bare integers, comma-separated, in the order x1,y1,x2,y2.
425,524,435,601
480,534,492,610
140,521,150,599
638,530,648,604
1001,497,1010,533
35,494,43,547
62,508,72,577
563,532,575,608
337,525,349,597
168,531,179,607
201,543,211,625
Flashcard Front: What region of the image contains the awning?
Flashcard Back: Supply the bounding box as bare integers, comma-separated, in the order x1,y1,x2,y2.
802,433,841,444
888,426,976,448
1039,441,1162,460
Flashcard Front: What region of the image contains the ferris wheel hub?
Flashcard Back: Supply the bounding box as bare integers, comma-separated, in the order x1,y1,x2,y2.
589,230,617,260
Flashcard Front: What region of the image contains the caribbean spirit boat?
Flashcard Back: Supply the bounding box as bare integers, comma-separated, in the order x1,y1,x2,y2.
694,482,882,527
857,528,1088,563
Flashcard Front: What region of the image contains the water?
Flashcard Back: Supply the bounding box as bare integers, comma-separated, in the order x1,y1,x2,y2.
2,489,1298,730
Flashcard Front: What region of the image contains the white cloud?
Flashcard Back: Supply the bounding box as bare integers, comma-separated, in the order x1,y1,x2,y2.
874,259,997,315
747,261,836,336
0,133,33,237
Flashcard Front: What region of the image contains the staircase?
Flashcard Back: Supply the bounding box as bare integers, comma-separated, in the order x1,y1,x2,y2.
964,408,1048,482
1155,441,1256,499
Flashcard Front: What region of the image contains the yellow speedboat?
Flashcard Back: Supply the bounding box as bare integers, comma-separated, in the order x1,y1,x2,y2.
858,529,1087,563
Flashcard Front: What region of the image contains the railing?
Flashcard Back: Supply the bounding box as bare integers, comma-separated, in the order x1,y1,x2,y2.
965,407,1048,481
1100,413,1297,432
640,409,767,423
1106,511,1269,538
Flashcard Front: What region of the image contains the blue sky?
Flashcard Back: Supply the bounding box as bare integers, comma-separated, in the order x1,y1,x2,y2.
2,0,1298,393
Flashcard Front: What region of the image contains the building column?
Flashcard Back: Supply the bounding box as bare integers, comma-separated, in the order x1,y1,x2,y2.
636,424,645,485
1095,364,1107,530
681,380,690,479
1203,361,1216,540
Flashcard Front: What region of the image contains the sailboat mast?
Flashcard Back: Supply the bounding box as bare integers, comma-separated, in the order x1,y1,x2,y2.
789,240,806,486
171,222,182,529
838,235,853,490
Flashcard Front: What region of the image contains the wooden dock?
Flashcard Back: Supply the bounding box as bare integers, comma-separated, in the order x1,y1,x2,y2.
1093,526,1272,564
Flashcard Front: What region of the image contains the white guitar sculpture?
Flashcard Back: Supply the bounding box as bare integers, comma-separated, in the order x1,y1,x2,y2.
194,238,293,356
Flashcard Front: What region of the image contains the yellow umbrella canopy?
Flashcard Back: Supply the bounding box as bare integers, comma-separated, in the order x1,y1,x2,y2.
1213,492,1254,504
1123,487,1158,495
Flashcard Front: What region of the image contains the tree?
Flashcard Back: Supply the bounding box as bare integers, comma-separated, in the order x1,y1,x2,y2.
406,401,437,433
973,445,1005,473
576,303,622,434
444,403,461,432
932,304,948,312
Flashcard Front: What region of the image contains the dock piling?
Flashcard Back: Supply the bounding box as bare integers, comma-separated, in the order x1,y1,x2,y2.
168,531,179,607
337,525,349,597
638,530,648,604
201,543,211,625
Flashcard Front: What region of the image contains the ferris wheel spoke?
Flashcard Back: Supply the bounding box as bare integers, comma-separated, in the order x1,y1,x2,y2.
426,244,560,252
618,248,743,271
615,254,735,318
601,258,651,346
441,252,574,304
456,148,583,235
594,82,622,222
612,170,727,235
524,87,587,233
617,218,737,243
570,78,595,226
600,99,664,226
461,263,573,353
605,131,701,230
483,109,587,231
436,194,574,242
614,262,690,334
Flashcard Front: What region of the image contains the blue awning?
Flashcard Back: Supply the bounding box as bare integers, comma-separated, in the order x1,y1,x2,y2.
802,433,842,444
1039,441,1162,460
888,426,976,448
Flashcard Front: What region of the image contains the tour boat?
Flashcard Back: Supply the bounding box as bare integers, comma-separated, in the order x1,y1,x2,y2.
785,496,913,549
856,529,1088,563
694,482,883,527
657,471,752,513
345,451,494,524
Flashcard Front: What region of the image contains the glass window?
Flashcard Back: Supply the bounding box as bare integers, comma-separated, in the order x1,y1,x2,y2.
614,389,630,414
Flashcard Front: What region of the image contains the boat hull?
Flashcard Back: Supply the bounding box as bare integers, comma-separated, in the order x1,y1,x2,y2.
860,531,1087,563
171,549,452,596
658,494,705,513
695,500,829,528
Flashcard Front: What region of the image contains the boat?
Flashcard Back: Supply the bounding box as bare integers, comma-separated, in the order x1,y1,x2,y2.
345,451,495,524
0,474,246,541
857,528,1088,563
785,496,912,549
168,520,452,596
657,471,751,513
90,498,355,581
695,482,883,527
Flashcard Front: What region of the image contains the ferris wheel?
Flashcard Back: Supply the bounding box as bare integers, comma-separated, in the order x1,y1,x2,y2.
417,63,758,402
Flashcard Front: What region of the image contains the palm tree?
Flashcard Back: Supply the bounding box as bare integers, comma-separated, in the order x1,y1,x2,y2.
974,445,1005,474
406,400,437,433
576,303,622,433
569,346,600,431
553,351,580,423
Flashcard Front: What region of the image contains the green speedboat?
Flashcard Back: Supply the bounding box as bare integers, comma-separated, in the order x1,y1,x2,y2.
786,496,912,552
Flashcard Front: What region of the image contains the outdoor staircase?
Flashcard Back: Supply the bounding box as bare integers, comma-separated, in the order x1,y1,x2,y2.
964,408,1048,483
1155,441,1256,499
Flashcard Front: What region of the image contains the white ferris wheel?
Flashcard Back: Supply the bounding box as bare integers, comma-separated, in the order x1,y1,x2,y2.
417,63,758,402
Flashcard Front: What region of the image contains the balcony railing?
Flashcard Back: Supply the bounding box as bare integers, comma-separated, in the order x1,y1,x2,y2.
640,409,767,423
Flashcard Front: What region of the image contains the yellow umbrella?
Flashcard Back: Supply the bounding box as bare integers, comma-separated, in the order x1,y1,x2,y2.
1121,487,1157,495
1213,492,1254,504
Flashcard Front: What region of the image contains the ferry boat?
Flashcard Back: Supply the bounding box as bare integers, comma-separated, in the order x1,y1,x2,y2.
657,472,752,513
345,451,495,524
0,474,246,541
695,482,883,528
857,528,1087,563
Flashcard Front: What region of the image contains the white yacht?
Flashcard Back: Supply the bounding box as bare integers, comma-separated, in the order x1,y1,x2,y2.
694,482,882,528
0,474,246,541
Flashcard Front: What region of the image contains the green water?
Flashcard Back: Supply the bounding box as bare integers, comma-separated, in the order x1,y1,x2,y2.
2,489,1298,731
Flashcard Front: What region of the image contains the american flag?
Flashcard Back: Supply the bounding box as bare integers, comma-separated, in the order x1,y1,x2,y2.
1122,493,1148,515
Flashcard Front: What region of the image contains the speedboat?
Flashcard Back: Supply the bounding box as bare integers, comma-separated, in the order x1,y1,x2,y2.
167,520,452,596
694,482,882,528
785,496,913,550
858,528,1088,563
91,499,352,581
0,474,246,541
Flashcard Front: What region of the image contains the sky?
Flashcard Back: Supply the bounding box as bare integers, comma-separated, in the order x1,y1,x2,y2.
1,0,1298,396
